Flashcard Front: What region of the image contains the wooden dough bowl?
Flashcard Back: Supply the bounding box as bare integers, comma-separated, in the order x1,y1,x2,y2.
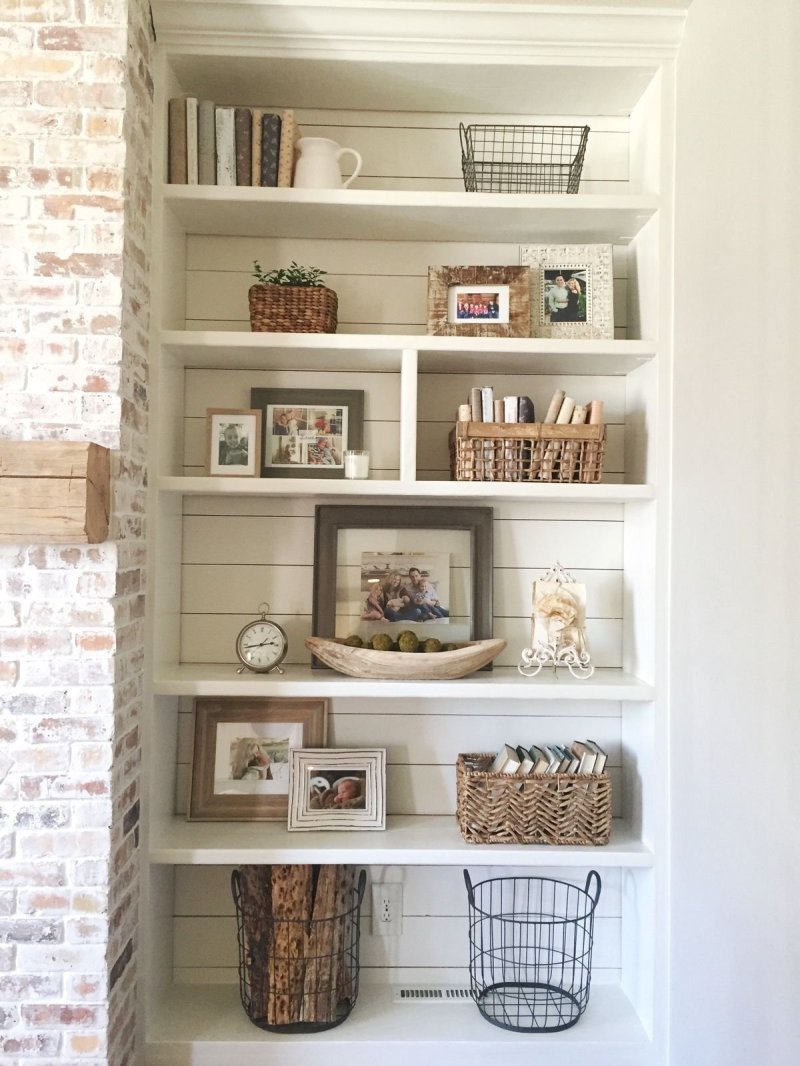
305,636,506,680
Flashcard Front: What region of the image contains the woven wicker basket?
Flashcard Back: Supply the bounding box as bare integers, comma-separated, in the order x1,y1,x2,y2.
248,284,338,333
456,753,612,846
449,422,605,483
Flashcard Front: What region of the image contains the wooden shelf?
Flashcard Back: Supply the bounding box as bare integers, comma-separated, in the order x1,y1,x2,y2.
145,983,652,1066
161,330,658,376
158,476,655,503
151,664,655,701
149,814,652,867
162,186,659,243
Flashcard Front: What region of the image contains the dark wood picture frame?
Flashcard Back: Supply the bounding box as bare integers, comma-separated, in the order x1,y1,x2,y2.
188,697,328,821
311,505,494,668
250,387,364,479
427,265,531,338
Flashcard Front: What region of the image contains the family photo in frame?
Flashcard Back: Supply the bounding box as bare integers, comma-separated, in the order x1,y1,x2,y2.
521,243,614,339
250,387,364,479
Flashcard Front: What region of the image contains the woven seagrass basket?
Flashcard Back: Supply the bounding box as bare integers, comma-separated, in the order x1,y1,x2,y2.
248,284,338,333
456,753,611,846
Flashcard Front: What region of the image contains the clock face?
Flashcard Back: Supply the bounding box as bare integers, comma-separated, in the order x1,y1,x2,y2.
235,620,287,673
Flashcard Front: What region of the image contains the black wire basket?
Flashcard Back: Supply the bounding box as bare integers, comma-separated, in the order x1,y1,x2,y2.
232,866,367,1034
460,123,589,193
464,869,601,1033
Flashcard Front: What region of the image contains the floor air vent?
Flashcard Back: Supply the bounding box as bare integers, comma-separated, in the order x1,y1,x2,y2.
393,987,472,1004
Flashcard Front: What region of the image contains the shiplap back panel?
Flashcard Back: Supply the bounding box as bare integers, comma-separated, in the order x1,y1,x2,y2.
186,238,630,338
171,864,621,986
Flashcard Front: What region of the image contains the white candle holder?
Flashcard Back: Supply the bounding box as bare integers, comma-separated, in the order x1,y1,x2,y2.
344,450,370,479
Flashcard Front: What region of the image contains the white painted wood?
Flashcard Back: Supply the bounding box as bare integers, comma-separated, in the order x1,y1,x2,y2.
144,984,653,1066
149,814,652,867
164,187,659,243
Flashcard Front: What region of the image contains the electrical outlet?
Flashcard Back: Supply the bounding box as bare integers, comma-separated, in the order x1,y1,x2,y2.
371,883,402,936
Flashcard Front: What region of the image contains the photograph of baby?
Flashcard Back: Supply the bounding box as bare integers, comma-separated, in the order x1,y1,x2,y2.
212,720,303,797
360,551,450,624
266,404,346,470
543,267,589,323
306,769,367,811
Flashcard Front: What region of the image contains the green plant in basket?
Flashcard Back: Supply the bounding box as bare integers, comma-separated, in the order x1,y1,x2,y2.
252,260,328,287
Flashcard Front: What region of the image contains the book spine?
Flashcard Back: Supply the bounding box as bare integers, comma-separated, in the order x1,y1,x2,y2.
583,399,605,483
457,404,472,422
531,389,564,480
197,100,216,185
469,387,482,422
185,97,199,185
562,403,588,482
260,113,282,187
587,398,604,424
480,386,494,422
277,110,297,188
250,108,264,186
503,396,519,423
234,107,253,186
493,399,504,423
214,107,236,186
167,97,187,184
516,395,534,423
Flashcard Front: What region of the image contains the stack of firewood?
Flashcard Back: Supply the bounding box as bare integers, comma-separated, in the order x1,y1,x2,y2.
235,864,360,1028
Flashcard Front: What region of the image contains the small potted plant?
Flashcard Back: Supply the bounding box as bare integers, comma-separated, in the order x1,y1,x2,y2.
248,260,338,334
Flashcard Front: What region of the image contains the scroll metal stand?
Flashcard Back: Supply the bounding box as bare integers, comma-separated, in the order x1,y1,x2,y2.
517,561,595,680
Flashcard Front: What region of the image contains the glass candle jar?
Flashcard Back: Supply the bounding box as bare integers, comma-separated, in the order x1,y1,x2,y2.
343,450,370,479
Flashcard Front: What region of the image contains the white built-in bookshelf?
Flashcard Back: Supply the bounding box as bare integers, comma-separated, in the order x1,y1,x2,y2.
144,2,688,1063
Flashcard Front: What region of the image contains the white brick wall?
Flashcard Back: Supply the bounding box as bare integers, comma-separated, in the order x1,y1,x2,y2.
0,0,152,1061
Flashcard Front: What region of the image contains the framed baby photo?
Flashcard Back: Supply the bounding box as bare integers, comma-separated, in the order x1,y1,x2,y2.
427,265,531,338
287,748,386,831
520,244,614,339
188,697,328,821
310,505,494,667
205,408,262,477
250,387,364,480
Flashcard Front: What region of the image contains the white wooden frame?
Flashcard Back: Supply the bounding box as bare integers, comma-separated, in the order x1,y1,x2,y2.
287,748,386,831
521,243,614,339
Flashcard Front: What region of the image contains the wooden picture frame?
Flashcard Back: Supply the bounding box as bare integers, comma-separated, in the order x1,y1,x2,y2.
250,387,364,479
188,697,327,821
520,243,614,339
287,748,386,831
311,504,494,667
427,265,531,337
205,408,262,477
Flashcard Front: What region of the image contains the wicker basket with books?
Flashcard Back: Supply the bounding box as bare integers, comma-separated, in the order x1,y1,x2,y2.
456,752,612,846
449,421,606,483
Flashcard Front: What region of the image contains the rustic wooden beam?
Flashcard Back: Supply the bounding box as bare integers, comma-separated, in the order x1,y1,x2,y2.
0,441,110,544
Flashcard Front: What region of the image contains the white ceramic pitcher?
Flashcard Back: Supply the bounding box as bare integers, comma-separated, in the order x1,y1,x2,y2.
293,137,363,189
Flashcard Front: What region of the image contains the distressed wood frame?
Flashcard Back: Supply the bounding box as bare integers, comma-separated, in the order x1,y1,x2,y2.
427,265,531,337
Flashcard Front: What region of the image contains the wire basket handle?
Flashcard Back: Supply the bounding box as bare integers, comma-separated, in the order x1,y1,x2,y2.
584,869,602,909
463,868,475,906
459,122,470,158
356,868,367,905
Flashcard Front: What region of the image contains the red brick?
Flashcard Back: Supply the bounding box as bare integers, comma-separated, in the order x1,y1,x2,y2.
37,26,126,53
22,1003,102,1027
35,252,122,277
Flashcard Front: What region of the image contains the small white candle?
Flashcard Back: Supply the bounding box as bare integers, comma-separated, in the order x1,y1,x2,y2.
344,450,369,479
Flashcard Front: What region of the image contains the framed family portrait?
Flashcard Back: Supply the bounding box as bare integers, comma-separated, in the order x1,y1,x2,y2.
427,266,531,338
520,243,614,339
287,748,386,831
249,388,364,479
205,408,262,477
311,505,494,666
188,697,327,821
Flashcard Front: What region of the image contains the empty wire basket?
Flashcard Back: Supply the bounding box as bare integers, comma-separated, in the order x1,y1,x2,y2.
460,123,589,193
464,869,601,1033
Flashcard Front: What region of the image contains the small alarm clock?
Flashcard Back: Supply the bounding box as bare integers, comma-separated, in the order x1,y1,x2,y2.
235,603,288,675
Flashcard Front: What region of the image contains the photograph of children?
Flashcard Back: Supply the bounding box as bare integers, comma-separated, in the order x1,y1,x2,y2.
212,720,302,797
531,579,589,656
306,769,367,811
206,409,260,476
360,551,451,624
265,404,347,470
448,283,510,325
543,267,589,323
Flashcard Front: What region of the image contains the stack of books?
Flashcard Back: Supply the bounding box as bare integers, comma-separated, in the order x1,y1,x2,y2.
457,386,604,429
167,97,300,188
487,739,607,775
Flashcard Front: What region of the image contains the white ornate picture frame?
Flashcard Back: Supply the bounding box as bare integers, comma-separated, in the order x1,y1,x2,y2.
287,748,386,831
520,244,614,339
